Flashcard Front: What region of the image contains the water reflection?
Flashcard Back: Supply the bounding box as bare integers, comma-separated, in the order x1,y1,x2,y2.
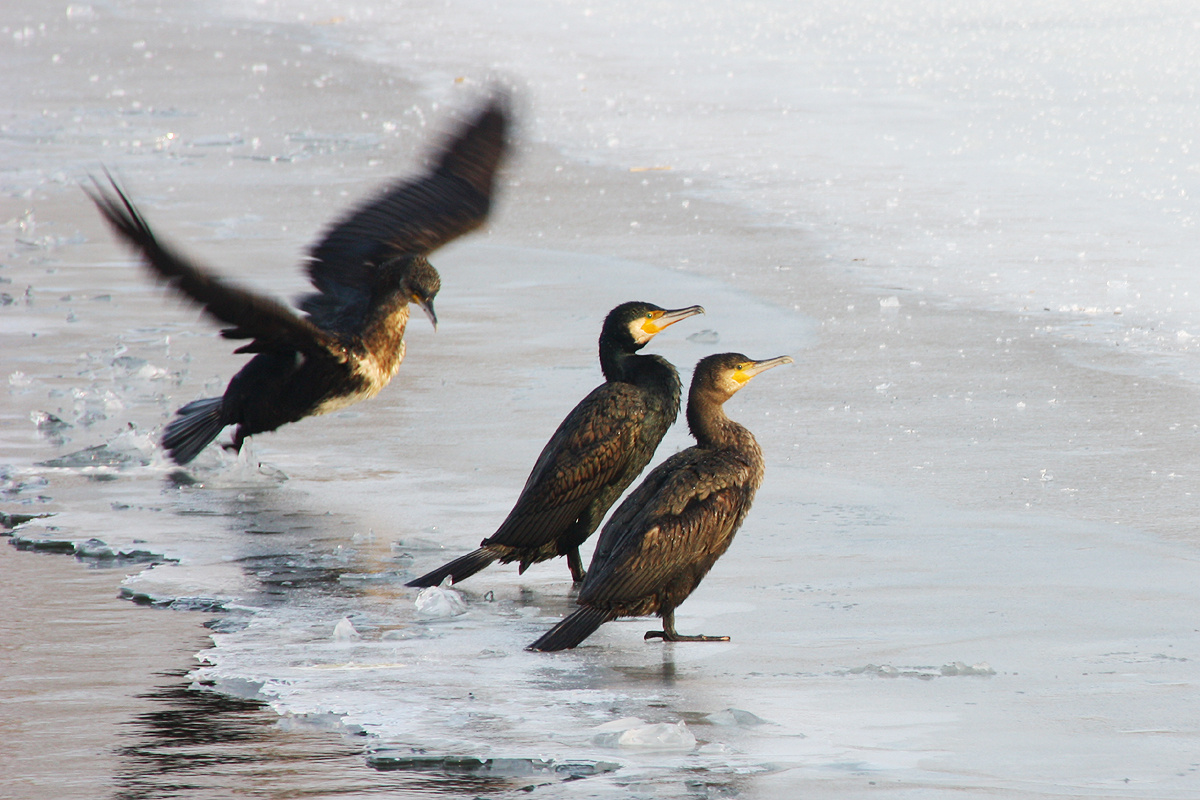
613,651,681,685
112,668,628,798
114,669,565,799
114,670,362,800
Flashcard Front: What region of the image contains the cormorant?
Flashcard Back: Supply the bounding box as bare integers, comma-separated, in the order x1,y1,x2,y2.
87,96,508,465
528,351,793,651
406,301,705,587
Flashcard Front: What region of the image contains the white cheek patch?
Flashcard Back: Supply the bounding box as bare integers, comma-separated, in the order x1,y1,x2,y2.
628,319,654,344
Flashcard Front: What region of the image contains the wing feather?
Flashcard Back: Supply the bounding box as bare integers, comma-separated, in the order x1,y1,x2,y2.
86,175,336,356
301,97,508,330
484,382,645,550
579,448,756,606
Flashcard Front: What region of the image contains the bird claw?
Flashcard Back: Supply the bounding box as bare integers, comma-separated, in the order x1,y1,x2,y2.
567,550,586,583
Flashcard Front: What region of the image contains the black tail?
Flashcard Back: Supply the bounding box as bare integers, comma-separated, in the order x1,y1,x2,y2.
163,397,226,465
527,606,616,652
405,548,498,588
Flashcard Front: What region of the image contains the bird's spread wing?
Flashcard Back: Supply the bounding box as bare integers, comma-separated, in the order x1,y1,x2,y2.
580,449,755,604
87,175,338,358
301,96,509,330
484,382,646,550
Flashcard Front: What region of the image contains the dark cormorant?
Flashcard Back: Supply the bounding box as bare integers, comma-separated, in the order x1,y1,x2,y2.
87,96,508,465
406,301,705,587
528,351,793,651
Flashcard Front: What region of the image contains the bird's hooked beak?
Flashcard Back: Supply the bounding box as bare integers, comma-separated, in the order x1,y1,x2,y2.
732,355,794,385
641,304,705,336
414,295,438,330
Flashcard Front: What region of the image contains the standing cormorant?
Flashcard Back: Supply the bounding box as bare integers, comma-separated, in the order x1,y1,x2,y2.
528,351,793,651
87,96,508,465
406,301,705,587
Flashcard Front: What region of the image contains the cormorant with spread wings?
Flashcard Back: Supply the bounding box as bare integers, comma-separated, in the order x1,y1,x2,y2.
87,95,508,464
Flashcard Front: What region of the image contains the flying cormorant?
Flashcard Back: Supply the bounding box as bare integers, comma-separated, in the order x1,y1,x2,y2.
527,351,793,651
406,301,705,587
87,96,508,464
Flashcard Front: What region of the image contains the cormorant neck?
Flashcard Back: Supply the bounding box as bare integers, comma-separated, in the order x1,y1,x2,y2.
359,298,411,365
598,334,642,382
686,387,740,448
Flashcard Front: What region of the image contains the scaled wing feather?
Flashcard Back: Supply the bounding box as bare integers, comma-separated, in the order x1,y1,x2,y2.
485,382,645,550
580,449,755,604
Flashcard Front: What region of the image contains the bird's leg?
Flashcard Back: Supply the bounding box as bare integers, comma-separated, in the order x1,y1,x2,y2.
224,428,248,453
567,548,586,583
644,609,730,642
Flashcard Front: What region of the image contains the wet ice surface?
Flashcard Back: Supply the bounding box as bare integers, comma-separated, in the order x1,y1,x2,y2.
6,0,1200,797
7,238,1200,797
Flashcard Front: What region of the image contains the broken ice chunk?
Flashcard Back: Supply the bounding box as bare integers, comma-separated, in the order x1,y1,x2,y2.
75,538,116,559
703,708,770,727
112,355,148,371
414,585,467,618
333,617,360,641
31,411,72,432
37,444,147,468
592,717,645,733
591,718,696,751
37,443,151,469
940,661,996,677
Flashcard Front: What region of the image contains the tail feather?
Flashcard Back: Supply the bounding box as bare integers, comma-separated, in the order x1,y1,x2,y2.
405,548,498,588
527,606,616,652
163,397,227,465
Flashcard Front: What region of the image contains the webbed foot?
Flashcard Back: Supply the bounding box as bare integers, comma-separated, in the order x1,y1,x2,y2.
643,609,729,642
644,630,730,642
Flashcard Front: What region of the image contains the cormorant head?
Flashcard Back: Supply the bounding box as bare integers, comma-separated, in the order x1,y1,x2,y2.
402,256,441,330
602,301,705,351
690,352,794,402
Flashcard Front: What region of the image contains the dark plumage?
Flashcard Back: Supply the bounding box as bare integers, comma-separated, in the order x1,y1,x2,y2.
528,352,793,652
407,301,705,587
87,96,508,464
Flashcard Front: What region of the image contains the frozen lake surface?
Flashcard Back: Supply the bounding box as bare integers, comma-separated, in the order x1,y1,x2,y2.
5,0,1200,797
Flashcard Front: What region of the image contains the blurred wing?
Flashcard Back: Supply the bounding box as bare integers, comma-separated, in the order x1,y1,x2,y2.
301,96,509,328
580,450,755,604
87,175,336,357
485,382,646,550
